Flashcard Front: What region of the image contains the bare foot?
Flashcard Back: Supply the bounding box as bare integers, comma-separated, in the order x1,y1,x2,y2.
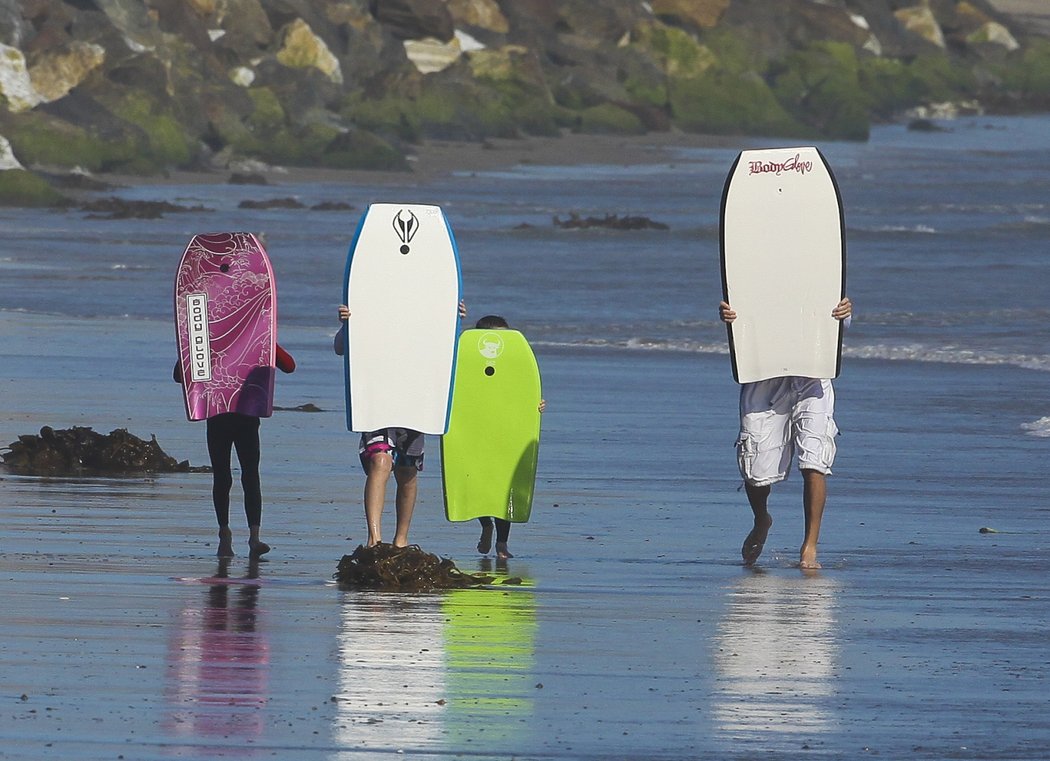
477,523,493,554
217,527,235,558
248,539,271,559
741,514,773,566
799,544,821,570
495,541,513,559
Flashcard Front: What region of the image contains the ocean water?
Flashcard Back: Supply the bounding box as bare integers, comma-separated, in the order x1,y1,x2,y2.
1,114,1049,760
4,116,1050,373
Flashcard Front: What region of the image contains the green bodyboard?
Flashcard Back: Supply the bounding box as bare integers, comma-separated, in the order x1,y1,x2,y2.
441,329,542,523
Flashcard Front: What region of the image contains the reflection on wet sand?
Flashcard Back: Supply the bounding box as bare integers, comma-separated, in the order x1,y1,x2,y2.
331,567,538,757
165,559,270,754
332,594,446,754
441,572,537,751
713,572,839,745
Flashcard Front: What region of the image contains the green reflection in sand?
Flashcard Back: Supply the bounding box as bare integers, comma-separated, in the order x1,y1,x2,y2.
441,577,538,749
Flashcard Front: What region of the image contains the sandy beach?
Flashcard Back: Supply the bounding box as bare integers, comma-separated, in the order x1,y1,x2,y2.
4,115,1050,759
3,314,1049,760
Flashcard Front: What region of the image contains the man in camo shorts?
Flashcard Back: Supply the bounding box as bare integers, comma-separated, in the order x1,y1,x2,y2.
719,296,852,569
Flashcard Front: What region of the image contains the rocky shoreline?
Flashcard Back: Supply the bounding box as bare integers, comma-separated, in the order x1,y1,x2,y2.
29,129,749,206
2,0,1049,207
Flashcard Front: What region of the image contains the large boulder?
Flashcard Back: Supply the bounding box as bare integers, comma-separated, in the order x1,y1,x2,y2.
447,0,508,35
0,131,18,168
276,18,343,83
27,41,106,102
0,0,30,46
669,68,805,137
2,98,140,171
772,41,871,140
649,0,729,32
0,43,43,112
721,0,874,60
369,0,454,41
0,167,67,206
895,4,947,49
212,0,275,61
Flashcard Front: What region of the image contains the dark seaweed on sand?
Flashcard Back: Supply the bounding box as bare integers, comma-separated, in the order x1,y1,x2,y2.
1,426,205,476
334,543,495,592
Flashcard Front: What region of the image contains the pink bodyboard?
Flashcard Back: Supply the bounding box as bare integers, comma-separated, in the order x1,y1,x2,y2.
174,232,276,421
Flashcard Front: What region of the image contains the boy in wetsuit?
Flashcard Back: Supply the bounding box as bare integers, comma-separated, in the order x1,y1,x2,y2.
174,345,295,558
470,315,546,560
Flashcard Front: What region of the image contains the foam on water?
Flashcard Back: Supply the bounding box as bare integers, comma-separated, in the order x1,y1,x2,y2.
530,335,1050,374
1021,416,1050,437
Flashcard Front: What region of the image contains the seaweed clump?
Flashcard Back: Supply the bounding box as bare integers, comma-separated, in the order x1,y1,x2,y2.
335,543,494,592
553,213,669,231
80,197,212,219
1,426,202,476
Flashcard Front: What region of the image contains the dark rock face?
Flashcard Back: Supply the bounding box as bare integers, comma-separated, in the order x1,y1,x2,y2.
1,426,203,476
237,196,305,209
370,0,454,41
1,0,1047,203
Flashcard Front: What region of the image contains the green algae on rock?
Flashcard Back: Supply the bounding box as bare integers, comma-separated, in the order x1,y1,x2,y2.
0,168,67,207
0,0,1047,195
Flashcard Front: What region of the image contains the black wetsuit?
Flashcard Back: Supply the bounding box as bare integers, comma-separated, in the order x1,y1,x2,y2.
478,516,511,543
175,346,295,528
207,412,263,527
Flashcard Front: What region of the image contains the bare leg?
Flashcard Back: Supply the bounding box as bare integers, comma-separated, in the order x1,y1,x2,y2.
742,482,773,566
391,465,418,547
800,469,826,569
363,452,394,546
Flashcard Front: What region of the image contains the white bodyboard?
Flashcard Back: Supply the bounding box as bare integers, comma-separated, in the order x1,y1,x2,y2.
343,203,462,434
720,146,845,384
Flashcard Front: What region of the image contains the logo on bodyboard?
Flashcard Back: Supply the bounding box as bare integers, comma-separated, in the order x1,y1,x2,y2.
392,209,419,255
477,332,505,359
747,152,813,177
186,293,212,382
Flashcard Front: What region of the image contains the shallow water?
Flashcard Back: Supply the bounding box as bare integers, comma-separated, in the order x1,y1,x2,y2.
3,115,1050,759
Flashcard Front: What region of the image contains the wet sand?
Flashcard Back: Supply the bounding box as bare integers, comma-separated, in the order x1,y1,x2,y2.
2,314,1050,759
